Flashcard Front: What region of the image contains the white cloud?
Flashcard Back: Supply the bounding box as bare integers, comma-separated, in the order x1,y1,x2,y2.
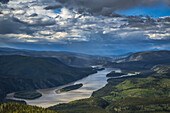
12,10,25,15
147,33,170,40
59,8,75,19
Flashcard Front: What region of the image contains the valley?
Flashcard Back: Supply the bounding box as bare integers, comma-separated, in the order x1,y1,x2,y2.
6,68,119,108
0,48,170,113
0,52,98,104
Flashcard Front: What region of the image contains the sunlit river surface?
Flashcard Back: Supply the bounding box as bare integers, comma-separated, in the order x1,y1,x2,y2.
7,68,120,108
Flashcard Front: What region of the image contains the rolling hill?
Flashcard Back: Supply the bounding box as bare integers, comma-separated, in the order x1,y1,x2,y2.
117,50,170,63
106,50,170,70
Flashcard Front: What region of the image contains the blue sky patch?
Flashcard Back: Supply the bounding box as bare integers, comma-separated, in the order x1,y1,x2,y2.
53,8,62,14
116,2,170,18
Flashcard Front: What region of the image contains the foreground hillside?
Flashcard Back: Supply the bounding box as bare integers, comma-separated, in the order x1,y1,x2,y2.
0,55,96,103
0,103,60,113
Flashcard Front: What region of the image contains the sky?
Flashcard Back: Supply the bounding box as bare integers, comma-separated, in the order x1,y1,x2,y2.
0,0,170,55
116,2,170,18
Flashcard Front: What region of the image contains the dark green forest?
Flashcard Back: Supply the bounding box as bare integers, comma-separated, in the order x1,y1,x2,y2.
0,103,61,113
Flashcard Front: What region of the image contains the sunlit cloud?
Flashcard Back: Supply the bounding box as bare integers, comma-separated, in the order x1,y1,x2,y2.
147,33,170,40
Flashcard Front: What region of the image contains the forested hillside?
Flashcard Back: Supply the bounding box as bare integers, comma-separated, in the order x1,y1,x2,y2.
0,55,96,103
0,103,60,113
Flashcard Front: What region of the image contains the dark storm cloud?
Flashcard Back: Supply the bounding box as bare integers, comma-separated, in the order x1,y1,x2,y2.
56,0,169,15
0,0,9,4
0,17,33,34
0,18,22,34
29,13,38,17
44,5,62,10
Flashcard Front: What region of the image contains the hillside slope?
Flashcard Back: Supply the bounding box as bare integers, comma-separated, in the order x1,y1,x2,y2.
0,55,96,102
0,103,60,113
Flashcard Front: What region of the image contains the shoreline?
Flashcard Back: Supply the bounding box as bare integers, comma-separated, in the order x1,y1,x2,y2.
5,67,99,101
6,68,116,108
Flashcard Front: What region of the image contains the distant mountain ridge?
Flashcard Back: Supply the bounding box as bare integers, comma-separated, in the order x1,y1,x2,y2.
0,47,112,67
105,50,170,70
117,50,170,63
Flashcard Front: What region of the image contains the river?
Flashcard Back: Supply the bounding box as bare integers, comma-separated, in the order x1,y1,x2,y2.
6,68,120,108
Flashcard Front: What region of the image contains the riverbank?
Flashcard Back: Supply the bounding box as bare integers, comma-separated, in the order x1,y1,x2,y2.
6,68,115,108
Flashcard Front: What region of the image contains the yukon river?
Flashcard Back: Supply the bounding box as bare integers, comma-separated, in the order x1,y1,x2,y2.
6,68,121,108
